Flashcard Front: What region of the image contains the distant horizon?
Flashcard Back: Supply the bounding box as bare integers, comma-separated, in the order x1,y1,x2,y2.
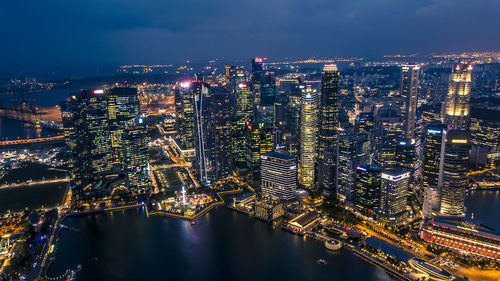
2,50,500,79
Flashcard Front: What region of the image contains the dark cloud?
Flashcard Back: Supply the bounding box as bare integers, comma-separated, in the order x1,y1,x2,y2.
1,0,499,75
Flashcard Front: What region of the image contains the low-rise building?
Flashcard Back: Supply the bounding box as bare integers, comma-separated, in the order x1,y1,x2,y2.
287,211,320,234
254,199,284,222
421,216,500,260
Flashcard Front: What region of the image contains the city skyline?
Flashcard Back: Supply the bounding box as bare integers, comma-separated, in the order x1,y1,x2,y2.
1,1,500,279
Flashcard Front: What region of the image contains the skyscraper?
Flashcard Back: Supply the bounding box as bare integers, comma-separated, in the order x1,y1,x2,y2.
122,117,151,193
422,125,446,188
355,164,382,211
337,130,371,201
399,65,420,139
212,88,232,181
444,64,472,129
395,138,416,172
318,64,340,191
440,129,471,216
375,109,404,169
299,86,319,188
108,87,141,167
251,57,263,84
245,122,274,187
62,89,115,193
379,170,409,225
261,151,297,200
175,82,196,151
232,80,255,167
193,81,216,186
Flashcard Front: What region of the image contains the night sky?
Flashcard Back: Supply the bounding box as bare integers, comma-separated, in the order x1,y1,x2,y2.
1,0,499,74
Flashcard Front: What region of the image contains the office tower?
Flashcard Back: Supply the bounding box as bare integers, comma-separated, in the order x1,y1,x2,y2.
260,74,276,106
337,131,371,201
355,112,374,133
122,117,151,193
192,81,216,186
423,186,441,219
355,164,382,211
440,129,471,216
251,57,264,84
284,99,301,137
399,65,420,138
261,151,297,200
379,170,409,225
299,86,320,188
63,89,114,192
245,122,274,187
175,82,196,150
256,74,276,127
232,80,255,167
108,87,141,166
375,109,404,169
422,125,446,188
470,107,500,164
395,139,416,172
318,64,340,191
212,88,232,181
444,64,472,129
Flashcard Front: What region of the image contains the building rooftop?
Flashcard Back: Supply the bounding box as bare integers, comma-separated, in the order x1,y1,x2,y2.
289,211,319,228
471,107,500,122
261,151,296,160
431,216,500,241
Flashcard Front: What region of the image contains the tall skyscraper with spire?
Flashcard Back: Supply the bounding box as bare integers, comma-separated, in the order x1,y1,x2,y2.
299,85,319,188
318,64,339,191
399,65,420,139
444,64,472,129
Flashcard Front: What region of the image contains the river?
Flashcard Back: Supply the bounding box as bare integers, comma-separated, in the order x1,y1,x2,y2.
47,207,396,281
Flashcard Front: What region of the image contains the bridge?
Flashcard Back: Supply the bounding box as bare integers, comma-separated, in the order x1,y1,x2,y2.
0,135,65,146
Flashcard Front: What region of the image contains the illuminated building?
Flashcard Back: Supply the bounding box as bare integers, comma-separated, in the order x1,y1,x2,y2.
212,88,232,181
422,125,446,188
122,117,152,193
245,122,274,187
399,65,420,138
62,89,115,193
254,199,284,222
193,81,216,186
299,85,319,188
338,130,371,201
395,138,416,172
255,74,276,127
175,82,195,151
379,170,409,226
355,112,374,133
440,130,471,216
232,79,255,167
421,216,500,260
423,186,441,219
286,211,321,234
261,151,297,200
107,87,141,168
318,64,340,191
251,57,263,84
375,109,404,169
260,74,276,106
470,107,500,164
444,64,472,129
355,164,382,211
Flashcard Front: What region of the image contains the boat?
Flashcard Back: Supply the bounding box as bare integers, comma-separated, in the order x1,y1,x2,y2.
190,221,198,225
324,239,343,251
317,259,328,265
